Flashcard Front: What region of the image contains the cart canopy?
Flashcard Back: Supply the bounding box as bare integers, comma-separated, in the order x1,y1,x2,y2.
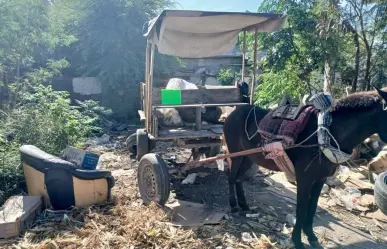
143,10,287,58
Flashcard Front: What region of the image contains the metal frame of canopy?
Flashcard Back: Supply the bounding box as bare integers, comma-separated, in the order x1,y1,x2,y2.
133,9,287,160
141,10,287,133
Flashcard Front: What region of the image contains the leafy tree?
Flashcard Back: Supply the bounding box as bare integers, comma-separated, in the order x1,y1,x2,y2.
252,0,324,105
343,0,387,91
0,0,49,83
69,0,179,118
250,0,386,107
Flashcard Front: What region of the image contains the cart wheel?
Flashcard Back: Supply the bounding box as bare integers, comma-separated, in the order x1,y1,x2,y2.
374,171,387,215
138,153,170,206
127,132,156,156
136,129,149,161
126,133,137,154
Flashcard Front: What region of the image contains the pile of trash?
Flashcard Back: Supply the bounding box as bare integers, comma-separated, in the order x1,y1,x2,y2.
85,134,122,152
319,164,378,212
316,134,387,213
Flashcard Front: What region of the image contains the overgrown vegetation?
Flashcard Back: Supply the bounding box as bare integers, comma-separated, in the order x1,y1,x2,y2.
0,0,175,203
217,68,241,86
248,0,387,107
0,61,111,201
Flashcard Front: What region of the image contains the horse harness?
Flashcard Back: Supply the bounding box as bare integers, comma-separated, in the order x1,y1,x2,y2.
250,92,352,182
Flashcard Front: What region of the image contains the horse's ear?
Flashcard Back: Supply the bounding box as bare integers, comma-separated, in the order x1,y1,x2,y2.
375,87,387,102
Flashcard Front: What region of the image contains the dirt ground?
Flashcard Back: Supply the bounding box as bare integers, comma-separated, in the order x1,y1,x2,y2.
3,129,387,249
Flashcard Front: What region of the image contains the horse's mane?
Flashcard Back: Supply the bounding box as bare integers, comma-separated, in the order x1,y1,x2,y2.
332,89,383,113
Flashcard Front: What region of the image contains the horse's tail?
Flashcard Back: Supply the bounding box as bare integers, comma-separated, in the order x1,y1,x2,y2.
221,132,232,168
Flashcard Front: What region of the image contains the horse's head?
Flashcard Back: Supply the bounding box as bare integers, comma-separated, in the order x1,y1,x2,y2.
238,82,250,103
375,87,387,142
331,88,387,151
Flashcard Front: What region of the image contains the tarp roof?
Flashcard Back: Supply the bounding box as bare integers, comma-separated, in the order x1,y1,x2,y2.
143,10,287,58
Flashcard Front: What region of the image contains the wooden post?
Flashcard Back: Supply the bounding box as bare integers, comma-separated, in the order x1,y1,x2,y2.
195,107,202,131
148,42,156,134
154,117,158,138
250,29,258,105
239,30,247,86
145,40,150,132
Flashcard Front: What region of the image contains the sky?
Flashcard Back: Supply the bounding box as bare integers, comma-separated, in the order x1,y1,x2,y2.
175,0,263,12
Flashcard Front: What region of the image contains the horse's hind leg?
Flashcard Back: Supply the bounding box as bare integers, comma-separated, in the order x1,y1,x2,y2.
303,179,326,248
235,157,254,211
228,156,243,213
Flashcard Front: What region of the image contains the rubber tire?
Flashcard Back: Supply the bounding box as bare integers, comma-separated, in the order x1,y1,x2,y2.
126,133,137,154
137,153,170,206
374,171,387,215
136,129,149,161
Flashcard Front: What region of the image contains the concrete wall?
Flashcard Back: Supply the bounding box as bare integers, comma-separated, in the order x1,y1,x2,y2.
47,56,244,120
49,77,137,120
175,56,243,85
50,77,103,102
72,77,102,95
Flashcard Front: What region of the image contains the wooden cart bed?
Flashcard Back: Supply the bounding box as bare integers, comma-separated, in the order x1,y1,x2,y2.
156,124,223,140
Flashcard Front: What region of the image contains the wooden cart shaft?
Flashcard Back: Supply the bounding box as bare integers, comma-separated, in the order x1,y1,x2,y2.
185,146,264,168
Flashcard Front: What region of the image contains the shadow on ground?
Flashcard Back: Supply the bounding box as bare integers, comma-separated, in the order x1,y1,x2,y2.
170,167,387,249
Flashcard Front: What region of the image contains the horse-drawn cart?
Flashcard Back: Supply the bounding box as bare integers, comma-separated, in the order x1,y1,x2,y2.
130,10,287,205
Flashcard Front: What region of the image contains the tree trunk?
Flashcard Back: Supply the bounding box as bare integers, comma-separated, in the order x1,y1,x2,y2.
16,57,20,79
351,33,360,93
323,59,334,94
364,48,372,91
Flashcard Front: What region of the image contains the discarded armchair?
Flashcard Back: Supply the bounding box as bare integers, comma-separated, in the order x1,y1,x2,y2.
20,145,115,210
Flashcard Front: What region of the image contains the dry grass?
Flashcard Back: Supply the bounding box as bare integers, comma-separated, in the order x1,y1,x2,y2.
3,171,284,249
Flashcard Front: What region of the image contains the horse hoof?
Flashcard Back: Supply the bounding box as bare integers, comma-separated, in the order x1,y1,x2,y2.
309,240,323,249
292,239,306,249
239,205,250,212
238,207,250,216
231,207,239,213
294,243,306,249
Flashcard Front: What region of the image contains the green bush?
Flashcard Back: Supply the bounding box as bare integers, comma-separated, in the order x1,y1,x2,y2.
217,68,240,86
0,65,110,203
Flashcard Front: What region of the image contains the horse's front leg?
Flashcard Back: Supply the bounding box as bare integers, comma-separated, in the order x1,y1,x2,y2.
236,181,249,211
292,178,313,249
303,179,326,248
228,157,243,213
235,158,254,212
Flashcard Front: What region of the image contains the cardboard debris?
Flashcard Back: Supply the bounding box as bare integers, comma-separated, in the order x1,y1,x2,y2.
368,147,387,173
165,200,225,227
346,178,374,191
359,194,376,208
0,196,43,239
363,210,387,223
62,146,100,170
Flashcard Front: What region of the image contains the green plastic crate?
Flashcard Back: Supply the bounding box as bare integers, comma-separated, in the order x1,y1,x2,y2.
161,89,182,105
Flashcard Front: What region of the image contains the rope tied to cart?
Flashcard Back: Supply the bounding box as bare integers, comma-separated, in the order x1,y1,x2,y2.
186,93,352,177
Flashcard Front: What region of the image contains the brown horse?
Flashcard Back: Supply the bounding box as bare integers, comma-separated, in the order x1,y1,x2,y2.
223,88,387,249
